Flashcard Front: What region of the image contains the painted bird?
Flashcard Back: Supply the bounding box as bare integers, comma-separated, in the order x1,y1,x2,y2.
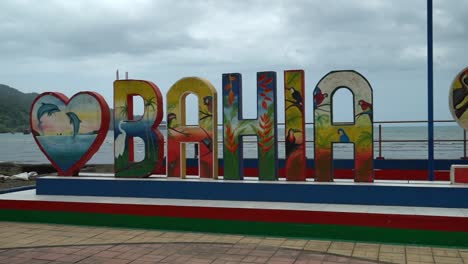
286,128,301,155
313,88,328,109
453,70,468,118
203,96,213,113
338,128,350,143
358,100,372,110
167,113,177,129
287,87,303,109
356,100,373,121
167,113,190,136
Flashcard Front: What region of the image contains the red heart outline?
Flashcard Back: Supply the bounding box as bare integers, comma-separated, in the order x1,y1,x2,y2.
30,91,110,176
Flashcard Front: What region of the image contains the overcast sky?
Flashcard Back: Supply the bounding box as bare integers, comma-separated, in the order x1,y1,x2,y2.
0,0,466,125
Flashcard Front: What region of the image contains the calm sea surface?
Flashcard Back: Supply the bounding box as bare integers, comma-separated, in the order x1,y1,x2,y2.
0,126,465,164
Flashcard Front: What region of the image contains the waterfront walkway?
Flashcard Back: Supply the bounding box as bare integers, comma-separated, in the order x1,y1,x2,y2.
0,222,466,264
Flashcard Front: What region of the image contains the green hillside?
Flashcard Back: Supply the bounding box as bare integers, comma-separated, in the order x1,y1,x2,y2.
0,84,38,133
0,84,165,133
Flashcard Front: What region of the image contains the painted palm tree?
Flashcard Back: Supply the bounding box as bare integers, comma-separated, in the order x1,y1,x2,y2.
118,102,128,120
144,97,157,157
315,113,329,127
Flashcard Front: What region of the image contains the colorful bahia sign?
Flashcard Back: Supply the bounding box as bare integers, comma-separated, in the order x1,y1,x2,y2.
30,68,467,181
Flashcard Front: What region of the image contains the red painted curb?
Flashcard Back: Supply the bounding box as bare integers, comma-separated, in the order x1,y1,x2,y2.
0,200,466,232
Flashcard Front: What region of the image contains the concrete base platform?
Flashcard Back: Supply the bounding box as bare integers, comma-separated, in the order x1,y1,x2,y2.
36,176,468,208
0,187,467,247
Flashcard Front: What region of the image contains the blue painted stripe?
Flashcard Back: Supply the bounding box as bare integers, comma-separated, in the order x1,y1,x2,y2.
36,178,468,208
188,159,468,170
0,185,35,194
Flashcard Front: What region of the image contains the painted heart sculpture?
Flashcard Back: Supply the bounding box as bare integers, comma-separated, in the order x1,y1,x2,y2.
30,92,110,176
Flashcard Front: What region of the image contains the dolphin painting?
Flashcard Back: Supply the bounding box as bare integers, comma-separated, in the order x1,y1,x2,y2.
37,102,60,130
65,112,82,138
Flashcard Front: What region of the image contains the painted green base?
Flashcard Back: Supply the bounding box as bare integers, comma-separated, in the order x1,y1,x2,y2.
1,209,467,248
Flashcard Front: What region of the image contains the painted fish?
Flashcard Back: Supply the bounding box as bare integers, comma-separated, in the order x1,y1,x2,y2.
65,112,82,138
37,102,60,130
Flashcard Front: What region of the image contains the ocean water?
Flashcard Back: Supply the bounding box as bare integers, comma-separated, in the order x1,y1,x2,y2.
36,135,97,170
0,125,466,164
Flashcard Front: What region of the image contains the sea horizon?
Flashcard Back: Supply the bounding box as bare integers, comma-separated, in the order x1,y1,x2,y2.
0,124,466,164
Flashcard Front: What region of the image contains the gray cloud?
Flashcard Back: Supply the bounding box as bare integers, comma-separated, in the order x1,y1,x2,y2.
0,0,466,123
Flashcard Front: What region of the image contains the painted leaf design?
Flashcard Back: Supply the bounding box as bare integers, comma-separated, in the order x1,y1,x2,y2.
225,124,238,153
263,77,273,86
228,90,235,106
258,74,266,82
257,112,274,158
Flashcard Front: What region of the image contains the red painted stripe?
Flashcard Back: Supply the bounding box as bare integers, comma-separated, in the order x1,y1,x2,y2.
187,167,451,181
0,200,466,232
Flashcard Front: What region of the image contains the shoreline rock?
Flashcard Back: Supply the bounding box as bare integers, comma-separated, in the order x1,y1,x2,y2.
0,163,114,190
0,162,114,176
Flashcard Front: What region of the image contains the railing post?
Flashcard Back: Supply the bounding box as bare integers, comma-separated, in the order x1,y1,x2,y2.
462,129,468,160
376,124,384,160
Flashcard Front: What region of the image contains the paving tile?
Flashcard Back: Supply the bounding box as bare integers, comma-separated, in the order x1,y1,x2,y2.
407,246,433,255
296,252,326,261
242,255,270,263
248,248,277,258
34,252,69,261
352,250,379,260
5,222,468,264
432,256,463,264
432,248,460,258
323,254,351,263
354,243,380,251
258,238,286,247
378,252,406,264
380,244,405,253
348,260,377,264
55,254,88,263
237,237,263,245
303,240,331,252
280,239,308,249
266,256,296,264
327,248,353,257
329,242,355,251
406,253,435,263
459,251,468,258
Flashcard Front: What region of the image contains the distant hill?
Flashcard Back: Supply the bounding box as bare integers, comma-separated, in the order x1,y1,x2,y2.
0,84,165,133
0,84,38,133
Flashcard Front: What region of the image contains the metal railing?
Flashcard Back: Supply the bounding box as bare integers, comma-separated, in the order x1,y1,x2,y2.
372,120,466,160
170,119,466,159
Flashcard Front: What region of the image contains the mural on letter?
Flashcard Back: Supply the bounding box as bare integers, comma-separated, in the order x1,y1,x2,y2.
223,72,278,180
114,80,164,178
449,67,468,130
166,77,218,179
314,70,373,182
30,92,110,176
284,70,306,181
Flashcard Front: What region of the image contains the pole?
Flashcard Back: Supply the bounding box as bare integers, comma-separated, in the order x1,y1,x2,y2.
377,124,384,160
427,0,434,181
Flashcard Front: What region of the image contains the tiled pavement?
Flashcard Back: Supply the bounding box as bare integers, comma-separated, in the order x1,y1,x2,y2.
0,222,466,264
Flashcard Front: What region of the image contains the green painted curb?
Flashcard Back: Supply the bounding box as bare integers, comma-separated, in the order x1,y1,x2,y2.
1,209,467,248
